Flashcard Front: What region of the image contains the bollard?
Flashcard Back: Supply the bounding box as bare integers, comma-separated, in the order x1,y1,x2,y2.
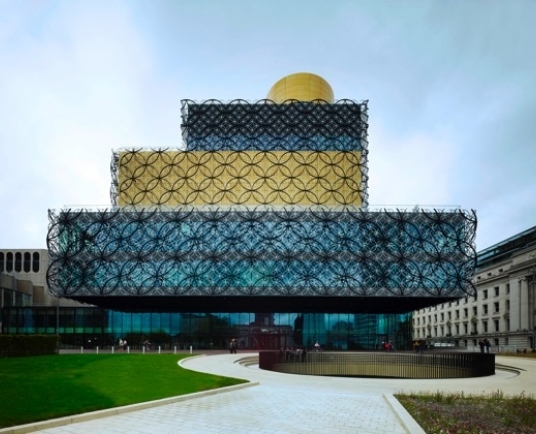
96,346,99,354
142,346,145,354
80,346,83,354
174,346,177,354
127,346,130,354
112,346,114,354
190,345,193,354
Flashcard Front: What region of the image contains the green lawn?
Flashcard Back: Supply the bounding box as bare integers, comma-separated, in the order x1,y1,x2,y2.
0,354,247,429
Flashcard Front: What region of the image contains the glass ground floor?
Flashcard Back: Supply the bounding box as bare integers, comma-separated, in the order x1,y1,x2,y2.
1,307,412,351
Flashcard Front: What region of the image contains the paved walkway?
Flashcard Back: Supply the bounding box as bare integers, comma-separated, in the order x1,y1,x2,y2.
3,354,535,434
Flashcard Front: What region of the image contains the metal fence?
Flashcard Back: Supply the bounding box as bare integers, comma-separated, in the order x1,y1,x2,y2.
259,350,495,379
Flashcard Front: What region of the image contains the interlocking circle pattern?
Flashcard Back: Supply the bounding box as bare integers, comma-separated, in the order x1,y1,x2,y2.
47,207,477,298
47,99,477,303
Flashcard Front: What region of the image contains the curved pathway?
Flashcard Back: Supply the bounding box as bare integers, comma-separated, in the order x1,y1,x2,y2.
5,353,535,434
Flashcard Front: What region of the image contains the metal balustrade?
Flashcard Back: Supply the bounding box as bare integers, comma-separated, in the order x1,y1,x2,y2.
259,350,495,379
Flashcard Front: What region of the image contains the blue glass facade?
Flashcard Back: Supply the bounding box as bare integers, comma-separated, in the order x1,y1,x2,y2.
47,208,476,298
2,307,410,351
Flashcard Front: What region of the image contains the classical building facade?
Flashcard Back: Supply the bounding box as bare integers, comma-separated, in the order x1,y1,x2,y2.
0,249,50,307
2,73,477,350
413,225,536,352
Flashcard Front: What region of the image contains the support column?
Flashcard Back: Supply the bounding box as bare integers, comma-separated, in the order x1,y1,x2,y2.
519,279,530,331
530,276,536,350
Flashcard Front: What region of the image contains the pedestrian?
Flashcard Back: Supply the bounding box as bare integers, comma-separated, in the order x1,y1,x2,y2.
314,342,321,352
118,338,124,351
418,340,425,354
484,339,491,353
478,339,485,353
229,339,237,354
123,339,128,352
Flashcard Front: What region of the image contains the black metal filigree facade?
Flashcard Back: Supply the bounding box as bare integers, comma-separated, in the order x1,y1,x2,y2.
47,207,477,298
110,100,369,208
180,99,368,152
47,98,477,309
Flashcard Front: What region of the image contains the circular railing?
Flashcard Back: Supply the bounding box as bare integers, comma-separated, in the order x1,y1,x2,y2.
259,350,495,379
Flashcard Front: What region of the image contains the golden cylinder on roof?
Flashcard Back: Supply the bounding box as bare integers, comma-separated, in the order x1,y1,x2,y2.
267,72,334,103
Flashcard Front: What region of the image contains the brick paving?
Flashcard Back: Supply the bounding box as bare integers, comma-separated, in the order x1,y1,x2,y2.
6,353,535,434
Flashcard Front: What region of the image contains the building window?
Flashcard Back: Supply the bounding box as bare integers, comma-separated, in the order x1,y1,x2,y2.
506,319,510,331
23,252,31,273
483,321,488,333
15,252,22,272
483,305,488,315
455,310,459,319
483,289,488,299
464,308,468,318
6,252,13,272
3,289,14,306
494,319,499,332
464,323,468,334
448,312,451,320
494,302,499,313
473,306,478,316
0,252,3,272
434,314,437,323
456,325,460,335
441,313,444,321
32,252,40,273
506,300,510,311
506,283,510,294
494,286,499,297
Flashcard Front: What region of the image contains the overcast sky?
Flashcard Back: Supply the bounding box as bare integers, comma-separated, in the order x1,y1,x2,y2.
1,0,535,252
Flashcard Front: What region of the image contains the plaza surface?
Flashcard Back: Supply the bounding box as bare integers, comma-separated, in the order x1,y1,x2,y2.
2,353,535,434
